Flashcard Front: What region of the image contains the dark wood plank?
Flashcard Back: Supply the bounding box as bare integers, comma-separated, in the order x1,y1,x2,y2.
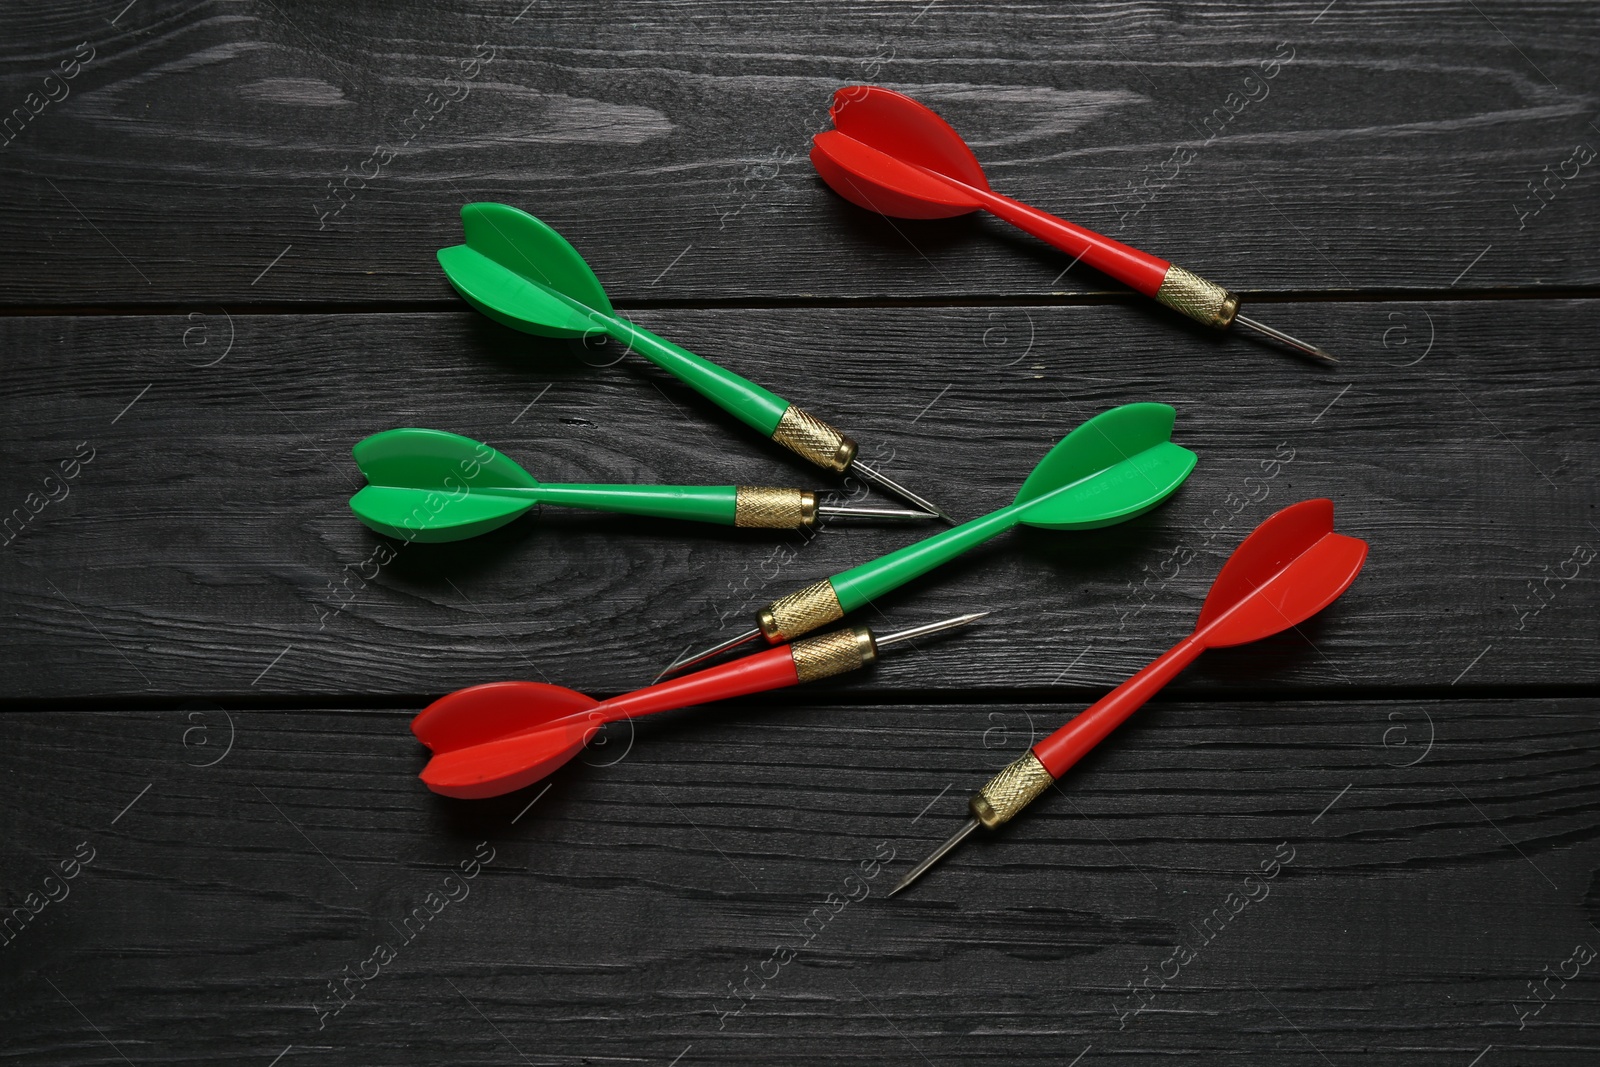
2,1,1598,305
1,696,1595,1064
2,299,1595,699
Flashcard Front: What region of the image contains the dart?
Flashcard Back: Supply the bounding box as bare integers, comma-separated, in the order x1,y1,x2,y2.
811,86,1338,365
890,498,1368,896
411,612,987,799
659,402,1196,680
348,428,934,542
438,202,953,520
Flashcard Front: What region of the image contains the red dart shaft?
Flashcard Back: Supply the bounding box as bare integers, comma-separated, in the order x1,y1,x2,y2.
974,188,1171,296
592,646,803,723
592,624,891,724
1032,634,1204,778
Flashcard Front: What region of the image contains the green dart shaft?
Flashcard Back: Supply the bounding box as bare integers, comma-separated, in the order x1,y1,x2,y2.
604,303,952,521
751,500,1027,641
517,483,743,524
607,298,954,521
830,501,1027,609
587,310,790,437
557,294,866,481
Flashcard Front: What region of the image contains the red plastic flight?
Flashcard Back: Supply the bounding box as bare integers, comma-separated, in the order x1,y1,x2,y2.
892,498,1368,895
811,85,1338,364
412,613,983,799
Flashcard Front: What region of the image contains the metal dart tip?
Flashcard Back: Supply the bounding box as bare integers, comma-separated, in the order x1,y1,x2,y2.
849,459,956,524
653,627,762,682
1232,313,1339,365
889,816,981,897
816,503,941,522
875,611,990,649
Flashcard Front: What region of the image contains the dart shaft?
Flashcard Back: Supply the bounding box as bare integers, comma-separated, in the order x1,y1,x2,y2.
829,500,1024,613
599,624,900,725
594,295,953,514
960,181,1337,357
528,483,741,524
597,644,809,723
1033,635,1204,777
965,635,1203,832
977,187,1171,296
602,313,873,479
956,185,1255,332
601,312,792,435
747,503,1022,647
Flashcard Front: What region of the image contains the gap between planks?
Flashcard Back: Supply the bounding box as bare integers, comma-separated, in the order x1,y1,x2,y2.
1,681,1597,715
3,285,1600,319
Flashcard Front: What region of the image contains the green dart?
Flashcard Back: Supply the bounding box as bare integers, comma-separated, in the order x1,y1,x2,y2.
437,202,953,522
349,428,936,542
658,402,1196,678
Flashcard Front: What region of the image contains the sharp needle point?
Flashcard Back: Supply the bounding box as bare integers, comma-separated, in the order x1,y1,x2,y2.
654,627,762,682
875,611,990,648
849,460,956,524
889,816,980,897
1232,313,1339,365
816,504,941,522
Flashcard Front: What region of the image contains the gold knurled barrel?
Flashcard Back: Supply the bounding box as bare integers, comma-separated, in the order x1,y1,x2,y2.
758,579,845,641
769,405,858,473
733,487,817,529
790,626,877,683
1153,264,1240,329
969,752,1056,828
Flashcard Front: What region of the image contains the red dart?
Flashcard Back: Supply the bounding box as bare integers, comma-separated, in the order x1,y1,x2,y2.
891,498,1368,895
811,85,1338,365
411,613,985,799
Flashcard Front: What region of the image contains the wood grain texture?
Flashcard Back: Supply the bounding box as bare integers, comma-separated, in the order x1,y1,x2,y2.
1,697,1595,1064
1,1,1598,305
2,300,1595,699
3,3,1598,1065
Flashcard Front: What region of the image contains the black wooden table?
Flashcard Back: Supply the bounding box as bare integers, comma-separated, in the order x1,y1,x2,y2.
4,3,1598,1064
